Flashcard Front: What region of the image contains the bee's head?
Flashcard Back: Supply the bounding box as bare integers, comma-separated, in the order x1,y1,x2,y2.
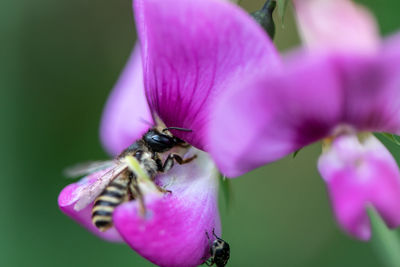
143,128,188,152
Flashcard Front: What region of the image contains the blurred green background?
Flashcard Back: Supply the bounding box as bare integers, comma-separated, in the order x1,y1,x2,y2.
2,0,400,266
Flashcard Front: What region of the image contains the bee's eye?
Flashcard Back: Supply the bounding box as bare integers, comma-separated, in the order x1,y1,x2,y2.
144,130,176,152
151,134,172,145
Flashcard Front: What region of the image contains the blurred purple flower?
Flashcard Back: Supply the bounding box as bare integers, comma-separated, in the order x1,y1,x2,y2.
209,0,400,240
58,0,279,265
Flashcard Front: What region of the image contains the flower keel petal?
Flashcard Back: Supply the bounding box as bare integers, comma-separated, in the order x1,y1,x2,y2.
113,150,220,267
58,171,123,242
318,134,400,240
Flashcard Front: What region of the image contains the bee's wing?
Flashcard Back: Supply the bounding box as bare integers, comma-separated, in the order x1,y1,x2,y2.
63,160,115,178
73,163,128,211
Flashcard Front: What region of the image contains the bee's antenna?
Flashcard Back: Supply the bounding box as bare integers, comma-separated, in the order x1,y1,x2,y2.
162,127,192,132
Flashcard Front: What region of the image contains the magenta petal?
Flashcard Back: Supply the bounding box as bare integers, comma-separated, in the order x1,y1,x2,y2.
100,46,153,156
383,32,400,55
58,171,123,242
337,52,400,134
318,134,400,240
209,53,341,177
378,33,400,135
134,0,280,149
209,48,400,177
113,150,220,267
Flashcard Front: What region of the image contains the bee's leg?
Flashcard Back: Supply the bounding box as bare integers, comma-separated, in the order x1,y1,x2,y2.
136,192,146,217
156,186,172,194
174,136,191,148
127,176,137,201
155,154,197,194
151,158,172,194
129,177,146,216
176,142,191,148
161,154,197,172
156,157,164,172
173,154,197,164
126,172,136,201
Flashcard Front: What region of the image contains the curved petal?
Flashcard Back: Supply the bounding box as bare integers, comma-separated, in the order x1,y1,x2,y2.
318,134,400,240
209,52,342,177
294,0,379,53
209,49,400,177
337,51,400,134
376,33,400,135
100,45,153,156
134,0,280,149
58,170,123,242
382,32,400,55
113,149,221,267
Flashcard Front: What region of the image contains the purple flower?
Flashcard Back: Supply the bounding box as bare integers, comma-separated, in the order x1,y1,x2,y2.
58,0,279,265
208,0,400,240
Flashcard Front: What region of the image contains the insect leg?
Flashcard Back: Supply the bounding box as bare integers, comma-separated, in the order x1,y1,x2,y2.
176,142,191,148
128,175,146,216
202,231,215,266
155,186,172,194
212,228,226,242
204,259,213,266
212,228,218,239
156,157,164,172
161,154,197,172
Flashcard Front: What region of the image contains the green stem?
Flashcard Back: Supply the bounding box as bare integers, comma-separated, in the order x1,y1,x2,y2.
368,207,400,267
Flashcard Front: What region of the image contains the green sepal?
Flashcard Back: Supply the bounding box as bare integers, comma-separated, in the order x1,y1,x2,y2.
292,148,301,158
276,0,290,23
219,173,233,211
250,0,276,40
368,207,400,267
378,133,400,146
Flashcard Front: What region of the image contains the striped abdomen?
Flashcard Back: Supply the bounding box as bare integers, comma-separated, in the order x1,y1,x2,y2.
92,175,129,231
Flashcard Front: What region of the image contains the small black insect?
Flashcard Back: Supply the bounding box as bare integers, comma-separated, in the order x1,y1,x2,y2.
204,229,230,267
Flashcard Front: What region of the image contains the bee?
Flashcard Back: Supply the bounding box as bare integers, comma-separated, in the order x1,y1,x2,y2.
204,229,230,267
65,126,196,232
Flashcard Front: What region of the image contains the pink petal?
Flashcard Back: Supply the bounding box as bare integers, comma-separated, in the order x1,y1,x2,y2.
58,170,123,242
134,0,280,149
209,48,400,177
113,150,221,267
294,0,379,53
318,134,400,240
337,46,400,133
382,32,400,55
209,52,341,177
100,45,153,156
